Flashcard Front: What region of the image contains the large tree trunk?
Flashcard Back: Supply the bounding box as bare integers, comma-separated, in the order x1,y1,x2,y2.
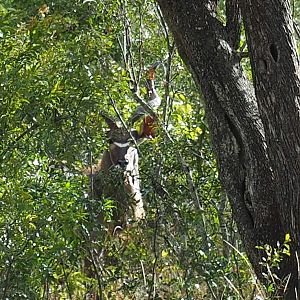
157,0,300,297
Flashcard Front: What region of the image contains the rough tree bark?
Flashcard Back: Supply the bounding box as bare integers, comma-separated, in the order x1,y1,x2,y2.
157,0,300,298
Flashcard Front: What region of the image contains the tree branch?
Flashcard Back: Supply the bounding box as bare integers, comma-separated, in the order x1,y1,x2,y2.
226,0,242,50
1,123,39,161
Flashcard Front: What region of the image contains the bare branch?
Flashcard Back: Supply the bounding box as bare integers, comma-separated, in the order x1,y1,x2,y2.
155,3,176,126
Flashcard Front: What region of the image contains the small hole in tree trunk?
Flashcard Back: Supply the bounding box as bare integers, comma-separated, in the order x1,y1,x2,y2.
270,43,278,62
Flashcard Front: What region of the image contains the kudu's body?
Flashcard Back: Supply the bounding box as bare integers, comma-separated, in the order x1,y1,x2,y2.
83,124,145,299
88,125,145,226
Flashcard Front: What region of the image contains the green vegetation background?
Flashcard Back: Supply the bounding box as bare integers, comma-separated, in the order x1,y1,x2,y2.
2,0,299,299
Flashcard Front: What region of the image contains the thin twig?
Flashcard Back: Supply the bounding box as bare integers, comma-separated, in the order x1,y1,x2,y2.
155,3,176,126
136,2,144,85
61,259,73,299
177,153,209,252
86,247,104,300
224,276,245,299
1,123,39,160
140,260,147,286
218,194,230,257
148,212,160,300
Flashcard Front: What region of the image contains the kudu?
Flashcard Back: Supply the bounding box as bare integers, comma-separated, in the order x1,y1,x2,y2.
87,115,145,227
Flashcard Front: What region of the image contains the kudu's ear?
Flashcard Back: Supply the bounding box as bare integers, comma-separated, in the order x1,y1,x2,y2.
99,111,118,131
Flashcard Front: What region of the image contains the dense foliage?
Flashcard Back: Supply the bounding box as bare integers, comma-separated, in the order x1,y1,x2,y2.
1,0,292,299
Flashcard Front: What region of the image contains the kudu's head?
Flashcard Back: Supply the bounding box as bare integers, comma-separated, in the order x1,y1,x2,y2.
101,113,140,170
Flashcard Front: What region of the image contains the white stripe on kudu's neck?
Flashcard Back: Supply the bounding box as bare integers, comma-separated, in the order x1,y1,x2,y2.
113,141,130,148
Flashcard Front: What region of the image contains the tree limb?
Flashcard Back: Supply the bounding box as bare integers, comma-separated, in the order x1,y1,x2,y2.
226,0,242,50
